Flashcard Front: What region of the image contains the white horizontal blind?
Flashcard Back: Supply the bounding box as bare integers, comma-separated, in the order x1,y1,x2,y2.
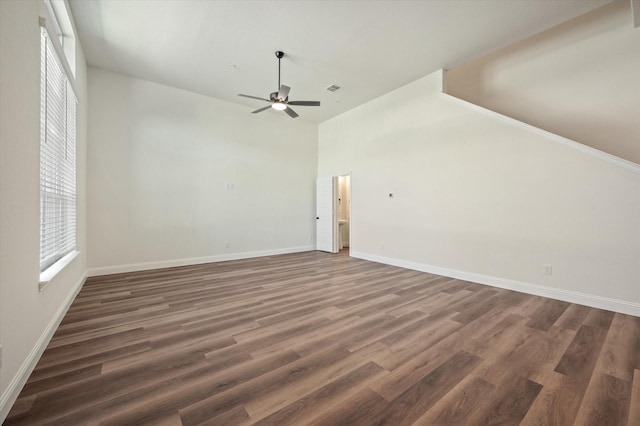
40,25,77,272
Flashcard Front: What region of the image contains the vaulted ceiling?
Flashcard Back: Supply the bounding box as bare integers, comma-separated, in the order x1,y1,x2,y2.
69,0,611,122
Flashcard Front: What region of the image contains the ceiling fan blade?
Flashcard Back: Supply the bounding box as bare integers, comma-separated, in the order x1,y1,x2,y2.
252,105,272,114
278,85,290,101
238,94,271,102
284,107,299,118
287,100,320,106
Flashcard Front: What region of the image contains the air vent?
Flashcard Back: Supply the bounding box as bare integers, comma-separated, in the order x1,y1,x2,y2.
325,84,341,92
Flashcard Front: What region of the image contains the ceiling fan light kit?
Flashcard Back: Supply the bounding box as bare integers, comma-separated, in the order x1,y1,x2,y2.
238,50,320,118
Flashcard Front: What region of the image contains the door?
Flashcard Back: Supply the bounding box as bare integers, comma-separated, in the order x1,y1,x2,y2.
316,177,338,253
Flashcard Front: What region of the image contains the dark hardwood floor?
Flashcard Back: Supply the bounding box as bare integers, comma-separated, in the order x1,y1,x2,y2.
6,250,640,425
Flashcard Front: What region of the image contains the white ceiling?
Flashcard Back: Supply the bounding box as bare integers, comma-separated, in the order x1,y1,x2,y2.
69,0,611,123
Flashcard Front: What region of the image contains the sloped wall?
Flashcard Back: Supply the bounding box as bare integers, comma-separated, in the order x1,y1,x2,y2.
446,0,640,164
319,70,640,314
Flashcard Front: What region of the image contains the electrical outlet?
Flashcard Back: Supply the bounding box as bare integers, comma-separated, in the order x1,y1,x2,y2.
543,264,552,275
225,241,230,248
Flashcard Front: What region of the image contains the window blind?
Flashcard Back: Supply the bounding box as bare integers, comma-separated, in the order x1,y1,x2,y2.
40,25,77,272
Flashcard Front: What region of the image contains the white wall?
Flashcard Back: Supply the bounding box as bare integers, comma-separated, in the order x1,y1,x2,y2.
0,0,88,420
319,70,640,314
446,0,640,164
87,68,318,273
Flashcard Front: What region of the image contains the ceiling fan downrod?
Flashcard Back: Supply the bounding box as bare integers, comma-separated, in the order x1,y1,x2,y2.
275,51,284,92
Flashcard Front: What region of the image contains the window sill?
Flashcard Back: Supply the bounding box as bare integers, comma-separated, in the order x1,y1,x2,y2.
39,250,80,291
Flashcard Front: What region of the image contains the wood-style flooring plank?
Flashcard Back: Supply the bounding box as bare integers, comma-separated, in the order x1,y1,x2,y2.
372,351,482,425
471,373,543,425
573,372,631,426
79,350,301,426
596,313,640,382
179,345,353,425
306,386,389,426
555,324,608,378
250,361,387,426
525,299,570,331
370,304,512,401
553,303,591,331
412,375,496,425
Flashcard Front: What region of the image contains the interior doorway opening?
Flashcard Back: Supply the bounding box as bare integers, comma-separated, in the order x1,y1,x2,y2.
315,174,351,254
337,175,350,253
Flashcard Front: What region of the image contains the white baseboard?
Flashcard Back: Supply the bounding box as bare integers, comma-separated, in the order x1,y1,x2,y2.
351,250,640,317
0,273,87,422
87,246,316,277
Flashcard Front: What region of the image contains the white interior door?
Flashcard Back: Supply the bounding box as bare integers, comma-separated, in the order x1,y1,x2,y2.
316,177,338,253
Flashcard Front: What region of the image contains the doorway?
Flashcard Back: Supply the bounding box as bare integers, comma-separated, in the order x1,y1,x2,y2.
316,174,351,254
337,175,350,253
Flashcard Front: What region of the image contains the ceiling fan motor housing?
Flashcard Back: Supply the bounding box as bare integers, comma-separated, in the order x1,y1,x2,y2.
270,92,288,102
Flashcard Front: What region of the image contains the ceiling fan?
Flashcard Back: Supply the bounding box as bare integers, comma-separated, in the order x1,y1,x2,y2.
238,51,320,118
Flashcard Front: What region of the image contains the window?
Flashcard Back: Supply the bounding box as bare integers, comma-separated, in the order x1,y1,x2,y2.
39,23,77,275
45,0,76,77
